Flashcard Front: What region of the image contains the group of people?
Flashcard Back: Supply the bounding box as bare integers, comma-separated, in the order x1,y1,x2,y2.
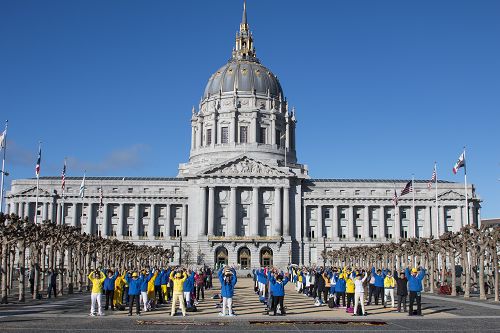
87,263,426,318
87,266,213,317
288,265,426,316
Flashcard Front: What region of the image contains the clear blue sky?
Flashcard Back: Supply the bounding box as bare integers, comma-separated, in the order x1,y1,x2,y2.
1,0,499,217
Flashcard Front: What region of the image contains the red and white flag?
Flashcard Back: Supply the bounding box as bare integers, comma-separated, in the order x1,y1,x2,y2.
400,180,413,196
61,160,66,192
35,146,41,178
392,189,398,206
452,151,465,174
427,164,436,190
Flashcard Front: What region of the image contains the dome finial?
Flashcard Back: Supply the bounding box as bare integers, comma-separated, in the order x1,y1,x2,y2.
242,0,247,26
233,0,256,61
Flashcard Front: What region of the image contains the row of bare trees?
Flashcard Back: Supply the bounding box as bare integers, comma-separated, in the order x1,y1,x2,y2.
0,213,171,304
326,225,500,302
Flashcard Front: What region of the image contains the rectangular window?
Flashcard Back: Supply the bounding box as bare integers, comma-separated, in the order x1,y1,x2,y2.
128,188,133,193
401,210,407,219
340,190,346,196
355,190,360,195
324,209,330,219
112,188,118,193
206,129,212,145
264,205,271,218
241,205,248,218
221,127,229,144
239,126,248,143
143,188,149,193
259,127,267,144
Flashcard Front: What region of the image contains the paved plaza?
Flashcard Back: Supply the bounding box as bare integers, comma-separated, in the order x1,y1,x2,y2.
1,278,499,332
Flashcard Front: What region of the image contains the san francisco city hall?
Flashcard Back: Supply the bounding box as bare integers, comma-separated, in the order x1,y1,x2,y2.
5,4,481,269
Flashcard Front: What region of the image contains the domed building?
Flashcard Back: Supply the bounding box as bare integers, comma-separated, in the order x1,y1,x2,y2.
5,2,480,269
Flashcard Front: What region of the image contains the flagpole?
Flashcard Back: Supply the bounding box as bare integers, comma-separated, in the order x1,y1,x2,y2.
412,174,415,238
435,162,439,236
0,120,8,214
463,147,469,226
35,141,41,223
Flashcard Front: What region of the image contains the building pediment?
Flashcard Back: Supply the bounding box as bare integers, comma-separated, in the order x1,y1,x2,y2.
12,186,53,197
438,190,465,200
197,156,288,178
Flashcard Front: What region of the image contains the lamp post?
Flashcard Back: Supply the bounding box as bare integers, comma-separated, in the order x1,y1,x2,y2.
179,235,183,265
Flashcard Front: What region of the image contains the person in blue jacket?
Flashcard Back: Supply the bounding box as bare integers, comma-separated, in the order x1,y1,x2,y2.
268,269,289,316
125,271,142,316
371,267,386,305
218,267,237,316
139,269,153,312
405,266,426,316
256,269,267,298
161,267,171,303
154,268,164,305
335,272,347,307
103,269,118,311
183,270,195,308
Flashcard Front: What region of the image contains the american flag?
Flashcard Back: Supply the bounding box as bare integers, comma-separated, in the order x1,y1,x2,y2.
400,180,413,196
392,189,399,206
427,164,436,190
35,146,41,178
61,160,66,192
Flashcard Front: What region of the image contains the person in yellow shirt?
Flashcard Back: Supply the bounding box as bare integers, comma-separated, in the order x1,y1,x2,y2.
344,268,355,310
170,269,187,316
113,270,126,310
88,270,106,316
383,270,396,308
147,270,159,310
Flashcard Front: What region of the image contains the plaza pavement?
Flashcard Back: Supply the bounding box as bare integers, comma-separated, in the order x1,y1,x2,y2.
0,277,499,332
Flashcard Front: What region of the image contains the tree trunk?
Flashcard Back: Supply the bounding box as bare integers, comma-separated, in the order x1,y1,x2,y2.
493,246,498,302
463,242,470,298
68,246,74,294
451,247,457,296
1,240,9,304
429,252,435,294
33,245,40,300
440,249,446,287
18,240,26,302
40,243,46,296
479,251,486,300
58,247,65,295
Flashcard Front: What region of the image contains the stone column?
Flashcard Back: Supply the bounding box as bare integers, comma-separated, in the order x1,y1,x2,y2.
212,113,217,147
72,202,78,227
116,204,124,237
316,205,322,239
273,188,282,236
332,206,339,240
48,202,53,222
58,203,63,225
13,202,19,216
19,202,26,220
197,120,203,148
271,115,276,145
349,206,356,240
303,205,308,240
42,202,48,222
439,206,445,235
379,206,385,240
182,204,188,237
423,206,430,238
251,187,259,236
165,204,171,238
191,124,196,150
200,187,207,236
133,204,140,238
394,206,401,241
409,206,415,239
208,187,215,236
364,206,370,240
251,112,257,143
228,187,237,236
149,203,156,240
86,203,93,235
283,186,290,237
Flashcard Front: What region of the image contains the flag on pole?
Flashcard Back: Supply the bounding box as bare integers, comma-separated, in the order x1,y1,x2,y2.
427,164,437,190
400,180,413,196
0,129,6,149
452,151,466,174
79,172,86,198
61,160,66,192
392,189,398,206
35,146,42,178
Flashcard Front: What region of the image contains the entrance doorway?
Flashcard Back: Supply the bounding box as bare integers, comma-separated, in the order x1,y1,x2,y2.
260,247,273,267
215,247,228,269
238,247,251,269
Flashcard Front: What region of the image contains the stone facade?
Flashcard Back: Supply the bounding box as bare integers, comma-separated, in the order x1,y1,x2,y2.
5,3,481,269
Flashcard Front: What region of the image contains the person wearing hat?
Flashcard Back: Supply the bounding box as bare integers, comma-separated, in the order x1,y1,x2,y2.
268,270,289,316
88,270,106,316
344,267,355,311
170,269,188,316
113,270,127,310
218,266,237,316
125,271,142,316
103,269,119,311
335,270,347,308
405,266,426,316
160,267,172,303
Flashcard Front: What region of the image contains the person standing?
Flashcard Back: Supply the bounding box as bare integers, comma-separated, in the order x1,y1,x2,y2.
366,273,376,305
218,267,237,316
406,266,426,316
345,269,355,311
154,268,164,305
139,269,153,312
394,269,408,313
125,271,142,316
335,271,347,308
353,270,368,316
88,270,106,316
161,267,171,303
371,267,386,305
170,269,187,316
103,269,118,311
383,270,396,308
195,269,206,302
268,270,289,316
113,270,126,310
183,270,195,309
47,269,58,299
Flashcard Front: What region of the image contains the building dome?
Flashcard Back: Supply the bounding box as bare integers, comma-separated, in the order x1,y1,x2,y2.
203,59,283,99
